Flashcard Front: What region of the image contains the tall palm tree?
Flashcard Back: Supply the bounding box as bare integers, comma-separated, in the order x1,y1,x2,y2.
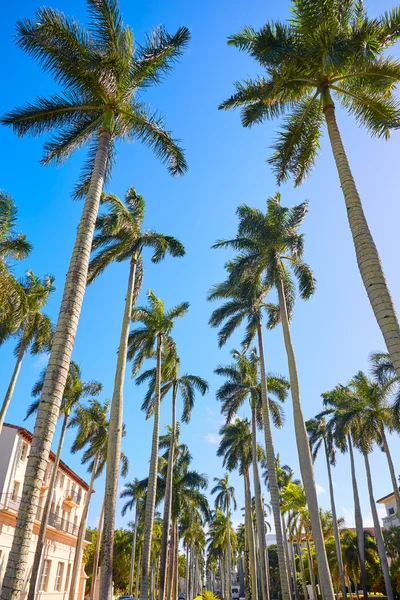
370,352,400,419
215,347,288,600
0,2,189,592
218,418,259,600
220,0,400,381
68,398,128,600
136,350,208,600
120,479,146,597
307,416,347,600
0,191,32,329
209,276,291,600
212,474,237,600
25,362,102,600
88,187,185,591
213,194,335,600
0,271,54,432
127,290,189,600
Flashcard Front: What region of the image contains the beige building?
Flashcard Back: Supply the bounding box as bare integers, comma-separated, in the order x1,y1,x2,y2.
0,424,92,599
377,489,400,530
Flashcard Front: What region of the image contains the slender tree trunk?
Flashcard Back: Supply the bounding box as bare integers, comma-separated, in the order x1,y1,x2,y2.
186,546,190,600
100,257,138,598
347,435,368,600
136,547,142,598
90,499,104,600
245,469,258,600
160,384,178,600
324,440,347,600
0,118,112,600
265,522,270,600
281,513,293,600
128,503,140,596
323,100,400,379
305,538,317,600
166,519,176,600
380,427,400,516
351,574,359,600
174,520,179,600
257,322,291,600
297,537,308,600
288,532,299,600
226,505,232,600
363,452,393,600
69,452,99,600
0,343,26,434
27,412,69,600
140,334,162,600
251,406,269,600
277,279,334,600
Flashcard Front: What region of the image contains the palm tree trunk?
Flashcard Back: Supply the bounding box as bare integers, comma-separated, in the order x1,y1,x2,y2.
251,406,269,600
90,499,104,600
245,469,258,600
363,452,393,600
100,256,138,598
69,452,99,600
288,533,299,600
379,427,400,516
186,546,190,600
306,538,317,600
323,440,347,600
281,513,293,600
160,383,178,600
166,519,176,600
276,279,334,600
0,343,26,434
226,505,232,600
27,411,69,600
323,99,400,380
297,537,308,600
128,502,140,596
174,520,179,600
137,547,142,598
351,573,359,600
140,333,163,600
257,322,291,600
347,435,368,600
0,117,112,600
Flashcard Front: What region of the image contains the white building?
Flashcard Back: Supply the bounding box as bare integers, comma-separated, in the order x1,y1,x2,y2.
376,489,400,530
0,423,91,599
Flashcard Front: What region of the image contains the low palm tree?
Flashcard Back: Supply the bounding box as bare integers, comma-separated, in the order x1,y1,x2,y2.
212,474,237,600
0,2,189,592
220,0,400,382
136,350,208,600
127,290,189,600
88,187,185,589
215,347,288,600
307,416,347,600
0,271,54,432
26,362,102,600
120,479,146,597
0,191,32,329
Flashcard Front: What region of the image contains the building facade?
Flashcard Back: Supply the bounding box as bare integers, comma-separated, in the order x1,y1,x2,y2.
0,424,91,599
377,489,400,529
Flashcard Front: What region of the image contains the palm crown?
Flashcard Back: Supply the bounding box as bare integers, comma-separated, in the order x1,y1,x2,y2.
220,0,400,185
0,192,32,262
1,0,190,192
307,415,337,466
211,473,237,513
218,417,260,475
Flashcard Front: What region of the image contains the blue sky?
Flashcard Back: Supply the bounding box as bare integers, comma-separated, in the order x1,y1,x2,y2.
1,0,400,535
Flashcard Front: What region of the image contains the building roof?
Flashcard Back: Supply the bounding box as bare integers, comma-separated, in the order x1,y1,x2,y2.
4,423,90,491
376,489,399,504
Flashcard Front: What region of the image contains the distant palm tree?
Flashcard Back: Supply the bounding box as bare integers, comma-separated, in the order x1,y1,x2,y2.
26,362,102,600
0,271,54,432
220,0,400,383
120,479,146,597
0,191,32,329
307,415,347,600
212,474,237,600
0,1,189,592
137,350,208,600
88,187,185,588
128,290,189,600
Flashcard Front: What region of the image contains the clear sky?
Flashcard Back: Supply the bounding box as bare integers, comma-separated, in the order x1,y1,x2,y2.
1,0,400,535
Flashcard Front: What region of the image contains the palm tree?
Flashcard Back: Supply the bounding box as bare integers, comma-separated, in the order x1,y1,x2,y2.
25,362,102,600
0,1,189,591
212,474,237,600
0,271,54,432
215,347,288,600
338,529,379,596
209,276,291,600
220,0,400,382
218,418,259,600
88,187,185,592
370,352,400,418
307,416,347,600
0,191,32,329
127,290,189,600
213,194,335,600
136,350,208,600
207,509,237,600
120,479,146,597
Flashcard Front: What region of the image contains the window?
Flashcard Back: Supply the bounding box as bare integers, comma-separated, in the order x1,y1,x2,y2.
39,560,51,592
389,507,395,515
19,442,28,462
11,481,20,502
64,563,71,592
54,562,64,591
